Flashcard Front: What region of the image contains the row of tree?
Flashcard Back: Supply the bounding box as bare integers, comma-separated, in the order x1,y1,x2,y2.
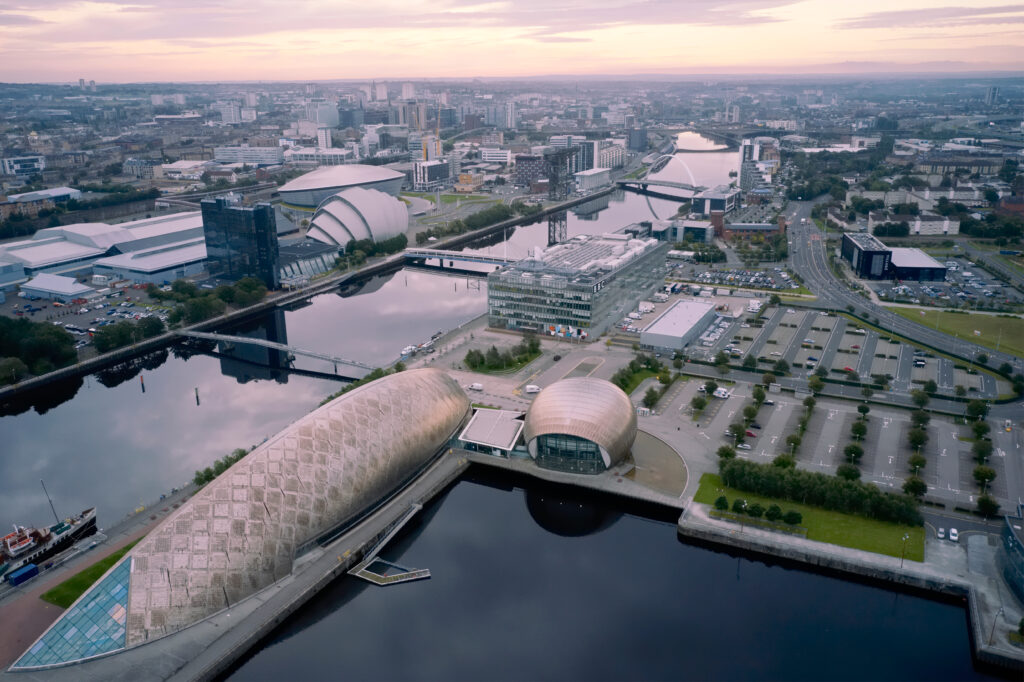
415,201,542,245
610,353,665,393
713,496,803,526
92,317,166,353
146,277,268,325
193,448,250,486
719,457,923,526
464,336,541,372
318,362,406,407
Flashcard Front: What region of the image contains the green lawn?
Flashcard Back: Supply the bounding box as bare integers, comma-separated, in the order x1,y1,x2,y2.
41,540,140,608
402,192,489,204
889,308,1024,359
621,369,659,395
466,350,541,375
694,473,925,561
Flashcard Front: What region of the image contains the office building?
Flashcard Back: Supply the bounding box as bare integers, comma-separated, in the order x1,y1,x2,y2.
317,128,333,149
840,233,891,279
998,504,1024,604
213,146,284,166
524,378,636,475
692,185,741,216
627,128,648,152
574,168,610,192
412,160,451,191
480,148,512,164
216,103,242,124
1,155,45,179
985,86,1000,106
488,232,669,339
401,83,416,99
513,154,549,187
201,196,280,289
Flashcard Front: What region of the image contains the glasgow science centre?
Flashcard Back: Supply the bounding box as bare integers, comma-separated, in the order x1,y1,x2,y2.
11,369,645,674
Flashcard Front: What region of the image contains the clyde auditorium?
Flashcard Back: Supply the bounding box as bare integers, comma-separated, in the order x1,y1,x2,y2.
12,372,638,671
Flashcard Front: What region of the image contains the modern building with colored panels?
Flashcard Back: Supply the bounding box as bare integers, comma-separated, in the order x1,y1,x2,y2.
487,233,669,340
11,368,471,672
278,165,405,211
524,378,637,474
305,187,408,253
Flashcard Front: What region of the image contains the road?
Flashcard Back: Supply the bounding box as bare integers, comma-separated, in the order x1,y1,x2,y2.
784,201,1024,378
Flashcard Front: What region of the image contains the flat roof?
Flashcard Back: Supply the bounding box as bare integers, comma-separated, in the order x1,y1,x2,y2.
93,239,207,273
22,272,93,295
845,232,888,251
458,408,525,451
642,299,716,337
889,247,946,270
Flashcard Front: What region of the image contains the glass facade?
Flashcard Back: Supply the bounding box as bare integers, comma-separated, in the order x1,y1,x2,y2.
488,235,668,339
15,558,131,669
998,506,1024,605
201,197,280,289
535,433,605,474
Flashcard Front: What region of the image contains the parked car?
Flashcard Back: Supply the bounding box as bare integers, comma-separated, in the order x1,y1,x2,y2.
763,400,774,406
949,528,959,542
745,430,756,438
937,527,945,540
736,443,751,450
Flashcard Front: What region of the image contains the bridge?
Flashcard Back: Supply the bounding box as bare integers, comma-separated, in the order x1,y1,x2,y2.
175,330,375,375
616,178,707,198
404,248,515,267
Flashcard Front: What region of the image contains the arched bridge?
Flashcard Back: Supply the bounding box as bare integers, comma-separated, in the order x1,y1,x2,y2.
616,178,707,198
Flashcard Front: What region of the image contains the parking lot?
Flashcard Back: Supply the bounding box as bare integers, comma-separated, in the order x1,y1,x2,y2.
872,256,1023,309
671,264,801,291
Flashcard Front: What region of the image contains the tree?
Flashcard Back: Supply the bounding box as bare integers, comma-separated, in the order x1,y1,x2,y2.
658,371,672,386
836,463,861,481
971,421,990,440
714,496,729,511
861,385,874,399
716,362,730,375
643,387,660,409
977,353,988,365
972,439,993,463
742,405,758,423
772,454,796,469
732,498,747,513
973,465,997,490
976,494,1000,517
966,399,989,421
703,380,719,395
731,421,747,444
954,385,966,398
814,366,828,378
0,357,30,385
761,373,776,386
785,433,802,452
769,294,781,305
808,376,824,393
923,379,938,395
910,410,931,428
717,446,736,460
765,504,783,522
773,358,789,374
908,453,926,474
783,510,803,525
742,355,757,370
850,421,867,440
803,396,816,410
903,476,927,498
691,395,707,412
747,502,765,518
714,350,729,365
998,362,1013,376
393,361,406,372
907,428,928,451
857,404,870,419
910,389,930,409
844,443,864,463
673,357,683,370
752,385,766,404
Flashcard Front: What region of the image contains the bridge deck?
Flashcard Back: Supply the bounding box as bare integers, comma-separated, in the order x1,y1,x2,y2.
176,331,374,372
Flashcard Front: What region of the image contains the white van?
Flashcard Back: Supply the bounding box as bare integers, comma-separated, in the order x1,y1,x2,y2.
525,384,541,394
467,383,484,391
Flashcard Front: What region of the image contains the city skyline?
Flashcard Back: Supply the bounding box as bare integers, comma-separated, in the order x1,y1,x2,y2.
1,0,1023,82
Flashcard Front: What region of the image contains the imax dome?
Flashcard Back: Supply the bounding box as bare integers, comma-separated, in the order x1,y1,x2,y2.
524,378,636,474
306,187,408,250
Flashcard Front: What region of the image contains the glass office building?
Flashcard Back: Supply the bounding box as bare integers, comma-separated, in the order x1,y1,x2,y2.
488,233,668,339
201,196,280,289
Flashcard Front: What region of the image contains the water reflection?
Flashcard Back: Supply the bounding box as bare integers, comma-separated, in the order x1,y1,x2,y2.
524,485,622,537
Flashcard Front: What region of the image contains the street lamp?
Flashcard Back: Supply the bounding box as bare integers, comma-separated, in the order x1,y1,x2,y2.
900,533,910,569
988,606,1005,646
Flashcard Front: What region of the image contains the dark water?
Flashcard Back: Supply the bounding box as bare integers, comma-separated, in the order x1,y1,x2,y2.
228,470,991,682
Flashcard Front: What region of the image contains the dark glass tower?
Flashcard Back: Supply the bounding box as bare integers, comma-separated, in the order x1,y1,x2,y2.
201,196,280,289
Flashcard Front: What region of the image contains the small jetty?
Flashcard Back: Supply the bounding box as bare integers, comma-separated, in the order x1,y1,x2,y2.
347,503,430,586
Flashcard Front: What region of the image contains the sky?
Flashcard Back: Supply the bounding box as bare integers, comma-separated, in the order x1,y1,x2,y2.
0,0,1023,82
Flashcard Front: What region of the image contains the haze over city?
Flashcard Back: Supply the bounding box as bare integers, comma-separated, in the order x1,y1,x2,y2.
2,0,1024,81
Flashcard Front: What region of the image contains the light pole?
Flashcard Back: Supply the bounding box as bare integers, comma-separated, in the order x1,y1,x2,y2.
987,606,1004,646
900,533,910,569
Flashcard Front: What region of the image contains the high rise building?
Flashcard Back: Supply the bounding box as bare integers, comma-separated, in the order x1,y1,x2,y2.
201,196,280,289
375,82,388,102
78,78,86,90
504,101,518,130
216,103,242,124
317,128,333,149
402,82,416,99
985,86,1000,106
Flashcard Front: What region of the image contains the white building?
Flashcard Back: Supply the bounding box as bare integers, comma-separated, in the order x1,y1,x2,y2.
284,146,355,166
480,148,512,164
1,155,45,179
19,273,95,302
574,168,610,192
213,146,284,166
161,160,216,180
316,128,333,150
401,83,416,99
597,144,625,169
216,104,241,124
640,300,718,352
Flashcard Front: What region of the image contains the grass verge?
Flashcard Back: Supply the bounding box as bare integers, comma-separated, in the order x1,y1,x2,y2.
888,307,1024,359
40,540,140,608
694,473,925,561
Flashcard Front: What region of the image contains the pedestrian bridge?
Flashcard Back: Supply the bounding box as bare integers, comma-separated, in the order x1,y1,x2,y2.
175,330,375,375
616,178,706,197
404,248,514,267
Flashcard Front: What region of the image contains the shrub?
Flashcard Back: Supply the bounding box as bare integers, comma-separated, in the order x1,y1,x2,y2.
732,498,747,513
836,463,861,481
714,496,729,511
747,503,765,518
783,510,803,526
764,504,783,522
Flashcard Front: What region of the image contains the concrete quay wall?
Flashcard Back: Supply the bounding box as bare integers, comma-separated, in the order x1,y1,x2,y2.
676,516,1024,675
